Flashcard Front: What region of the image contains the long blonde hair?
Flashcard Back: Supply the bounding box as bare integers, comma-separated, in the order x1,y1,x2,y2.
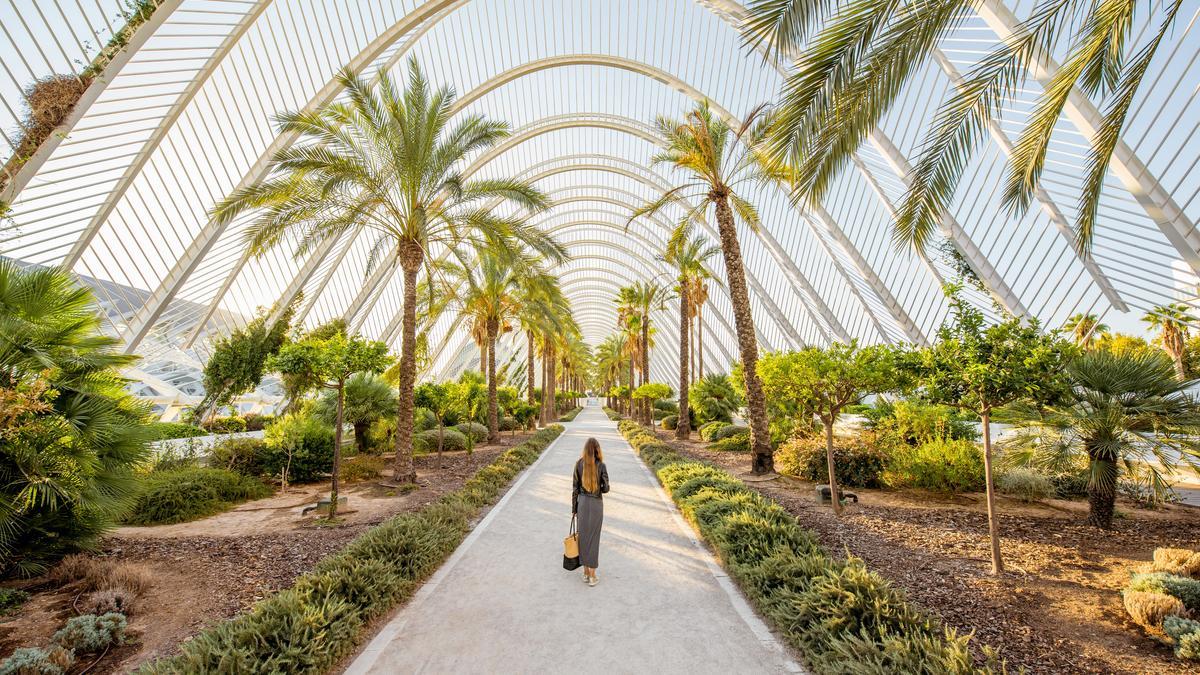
581,438,603,493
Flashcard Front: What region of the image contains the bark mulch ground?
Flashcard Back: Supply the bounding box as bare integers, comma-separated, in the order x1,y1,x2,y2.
0,431,536,673
657,428,1200,675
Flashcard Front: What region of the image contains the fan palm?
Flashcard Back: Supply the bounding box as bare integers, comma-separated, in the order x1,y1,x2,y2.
594,334,625,408
211,59,553,484
743,0,1186,253
1062,312,1109,348
0,261,150,576
1142,302,1194,379
665,229,721,439
633,101,777,473
1001,349,1200,528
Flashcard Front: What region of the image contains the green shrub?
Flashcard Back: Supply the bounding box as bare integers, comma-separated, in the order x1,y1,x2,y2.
777,434,889,488
414,428,469,454
710,424,749,441
1049,471,1090,499
1165,615,1200,660
884,438,983,492
711,434,750,453
0,646,73,674
0,588,29,614
558,407,582,422
603,407,622,421
1129,573,1200,613
125,468,272,525
867,400,978,444
698,421,730,441
996,468,1055,502
456,422,488,443
263,413,334,484
138,425,565,674
208,437,268,476
241,413,273,432
52,612,126,653
653,408,669,421
499,416,519,432
202,416,247,434
614,420,983,673
146,422,206,440
690,374,740,424
342,455,384,482
414,407,438,432
661,414,678,430
654,400,678,413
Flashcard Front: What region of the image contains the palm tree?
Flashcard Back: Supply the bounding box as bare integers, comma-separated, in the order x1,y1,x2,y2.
1062,313,1109,348
316,372,396,454
743,0,1186,253
517,275,570,423
628,280,670,425
0,261,150,575
1002,349,1200,528
1143,303,1194,379
633,101,777,474
665,229,721,439
211,59,554,484
595,334,625,408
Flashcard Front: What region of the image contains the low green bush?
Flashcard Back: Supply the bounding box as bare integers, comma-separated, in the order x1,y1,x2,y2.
558,407,582,422
414,407,438,432
53,612,126,653
456,422,488,443
125,468,272,526
263,413,335,484
865,400,978,443
711,434,750,453
1128,572,1200,613
0,588,29,615
996,468,1055,502
146,422,207,441
776,434,889,488
138,426,565,674
499,416,520,432
615,420,989,674
698,421,730,442
884,438,984,492
654,400,678,413
208,437,268,476
603,407,622,421
0,646,73,674
1165,615,1200,660
414,428,469,454
202,416,248,434
710,424,749,441
242,413,274,432
342,455,385,482
661,414,678,430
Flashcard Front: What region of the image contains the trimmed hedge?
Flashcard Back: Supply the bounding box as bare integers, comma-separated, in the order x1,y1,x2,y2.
137,425,565,674
455,422,488,443
661,414,678,430
698,421,729,442
146,422,206,441
616,419,993,674
414,428,469,454
710,424,749,441
559,407,582,422
602,407,622,421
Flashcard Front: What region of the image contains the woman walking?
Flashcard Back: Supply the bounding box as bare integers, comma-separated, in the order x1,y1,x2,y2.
572,438,609,586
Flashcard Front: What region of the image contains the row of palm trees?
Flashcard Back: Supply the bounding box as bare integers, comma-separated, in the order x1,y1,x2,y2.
1065,303,1198,380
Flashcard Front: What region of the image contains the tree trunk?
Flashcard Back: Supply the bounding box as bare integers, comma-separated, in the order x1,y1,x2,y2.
628,357,635,419
641,319,651,425
713,192,773,475
697,306,704,378
486,318,499,442
354,420,369,454
546,342,557,422
1086,448,1118,529
677,288,691,440
331,381,344,519
824,419,842,516
526,329,536,405
391,245,422,485
981,410,1004,574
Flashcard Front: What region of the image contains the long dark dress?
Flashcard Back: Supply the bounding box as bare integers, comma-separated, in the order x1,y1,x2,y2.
572,458,610,568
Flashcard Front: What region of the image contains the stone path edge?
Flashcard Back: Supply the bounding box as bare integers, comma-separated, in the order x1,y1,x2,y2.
344,423,571,675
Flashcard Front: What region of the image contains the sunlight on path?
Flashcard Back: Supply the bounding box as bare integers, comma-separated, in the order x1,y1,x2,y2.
346,404,800,674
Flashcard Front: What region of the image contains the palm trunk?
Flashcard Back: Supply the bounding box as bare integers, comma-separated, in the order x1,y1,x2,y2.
677,288,691,439
713,192,773,474
330,380,344,519
697,305,705,378
641,320,650,425
354,420,369,454
628,357,635,418
391,245,421,485
547,342,557,422
824,419,842,516
486,318,499,442
981,410,1003,574
1086,445,1119,529
526,329,536,405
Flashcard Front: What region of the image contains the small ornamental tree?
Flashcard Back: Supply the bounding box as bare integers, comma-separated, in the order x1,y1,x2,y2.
762,343,901,515
451,372,487,456
915,287,1072,574
413,382,451,466
633,383,672,416
198,300,296,420
270,333,391,518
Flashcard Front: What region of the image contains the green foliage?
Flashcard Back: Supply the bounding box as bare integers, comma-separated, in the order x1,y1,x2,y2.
0,645,73,674
125,468,271,525
201,416,247,434
615,420,985,673
654,400,678,413
690,374,741,425
698,421,730,441
711,434,751,453
0,587,29,614
456,422,488,443
262,414,334,484
777,434,889,488
558,407,582,422
52,612,127,653
0,261,151,577
995,468,1055,502
242,413,274,432
661,414,679,430
341,455,384,482
145,422,206,440
414,428,469,454
1165,615,1200,660
633,382,672,401
138,426,565,674
200,300,295,418
884,439,984,493
1129,573,1200,613
413,407,438,432
208,437,268,477
510,401,537,429
317,372,396,453
867,399,978,444
710,424,749,441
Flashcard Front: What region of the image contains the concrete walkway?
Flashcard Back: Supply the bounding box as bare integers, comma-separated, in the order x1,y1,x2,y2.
347,404,799,675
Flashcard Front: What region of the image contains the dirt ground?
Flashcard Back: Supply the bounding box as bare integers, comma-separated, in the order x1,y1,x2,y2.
0,431,534,673
657,429,1200,675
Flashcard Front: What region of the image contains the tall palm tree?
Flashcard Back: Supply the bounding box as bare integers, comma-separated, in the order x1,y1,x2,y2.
628,280,670,425
517,275,570,420
212,59,554,484
665,229,721,439
743,0,1186,253
595,334,625,408
1143,302,1194,379
1002,349,1200,528
633,101,777,474
1062,312,1109,348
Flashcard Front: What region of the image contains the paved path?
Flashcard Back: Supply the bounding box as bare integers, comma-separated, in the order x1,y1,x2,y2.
347,404,799,675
